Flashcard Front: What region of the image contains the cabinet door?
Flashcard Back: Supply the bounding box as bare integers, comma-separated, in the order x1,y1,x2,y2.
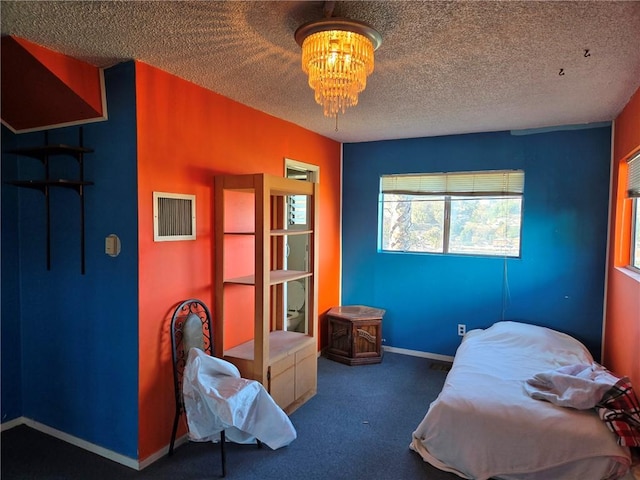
295,343,317,399
328,317,351,357
269,356,295,409
353,321,382,359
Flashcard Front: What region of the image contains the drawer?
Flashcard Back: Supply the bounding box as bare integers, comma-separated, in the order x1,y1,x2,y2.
270,353,295,377
295,342,316,362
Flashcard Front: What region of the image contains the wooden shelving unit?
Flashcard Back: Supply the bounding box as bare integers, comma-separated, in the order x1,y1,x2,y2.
214,173,318,413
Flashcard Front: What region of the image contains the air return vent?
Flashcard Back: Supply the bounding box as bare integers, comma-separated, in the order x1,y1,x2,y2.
153,192,196,242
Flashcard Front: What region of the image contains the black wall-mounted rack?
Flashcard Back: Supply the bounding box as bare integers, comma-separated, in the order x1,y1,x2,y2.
6,128,94,274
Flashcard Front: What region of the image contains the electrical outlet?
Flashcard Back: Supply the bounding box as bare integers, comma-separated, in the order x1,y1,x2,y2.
457,324,466,336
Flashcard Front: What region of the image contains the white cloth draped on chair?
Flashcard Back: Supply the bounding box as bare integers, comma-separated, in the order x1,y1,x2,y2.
183,347,297,450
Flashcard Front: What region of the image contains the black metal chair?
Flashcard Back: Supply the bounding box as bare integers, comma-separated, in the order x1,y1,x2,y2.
168,299,230,476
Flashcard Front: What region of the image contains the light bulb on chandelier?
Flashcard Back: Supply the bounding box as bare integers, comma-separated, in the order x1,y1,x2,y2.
295,14,382,121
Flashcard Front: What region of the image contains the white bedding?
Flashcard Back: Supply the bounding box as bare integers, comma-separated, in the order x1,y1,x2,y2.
410,321,631,480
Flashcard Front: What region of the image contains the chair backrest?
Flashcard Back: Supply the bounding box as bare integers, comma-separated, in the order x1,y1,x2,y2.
170,299,214,414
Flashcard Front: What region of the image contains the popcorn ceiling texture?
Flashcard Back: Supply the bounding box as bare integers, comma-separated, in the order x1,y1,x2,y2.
2,0,640,143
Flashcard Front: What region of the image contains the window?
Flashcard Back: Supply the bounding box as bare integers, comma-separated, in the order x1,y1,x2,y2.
284,159,318,229
379,170,524,257
287,195,308,226
628,152,640,270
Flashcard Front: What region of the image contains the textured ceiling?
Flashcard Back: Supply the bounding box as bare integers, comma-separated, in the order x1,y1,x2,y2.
2,1,640,143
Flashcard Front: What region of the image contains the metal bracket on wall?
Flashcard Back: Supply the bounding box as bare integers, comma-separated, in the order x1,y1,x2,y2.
6,127,94,274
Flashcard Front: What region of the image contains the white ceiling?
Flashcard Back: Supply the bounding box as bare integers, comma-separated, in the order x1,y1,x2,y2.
2,1,640,143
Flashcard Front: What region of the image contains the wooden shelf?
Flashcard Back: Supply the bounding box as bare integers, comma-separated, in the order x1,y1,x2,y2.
269,270,312,284
270,228,312,236
223,229,311,236
224,270,312,286
225,331,314,363
214,173,318,414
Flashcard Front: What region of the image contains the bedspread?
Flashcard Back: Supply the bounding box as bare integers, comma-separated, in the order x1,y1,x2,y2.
410,321,631,480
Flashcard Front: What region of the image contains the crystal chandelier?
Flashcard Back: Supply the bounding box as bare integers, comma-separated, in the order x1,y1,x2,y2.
295,16,382,118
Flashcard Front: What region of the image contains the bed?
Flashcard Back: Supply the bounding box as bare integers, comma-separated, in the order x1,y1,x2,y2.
410,321,632,480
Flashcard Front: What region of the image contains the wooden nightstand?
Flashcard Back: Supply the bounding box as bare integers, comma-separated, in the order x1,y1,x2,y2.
325,305,385,365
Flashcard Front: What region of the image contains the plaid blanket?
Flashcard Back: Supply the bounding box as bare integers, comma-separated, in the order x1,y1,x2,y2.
596,377,640,448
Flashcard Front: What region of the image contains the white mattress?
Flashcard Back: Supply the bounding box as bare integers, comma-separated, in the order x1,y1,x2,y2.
410,321,631,480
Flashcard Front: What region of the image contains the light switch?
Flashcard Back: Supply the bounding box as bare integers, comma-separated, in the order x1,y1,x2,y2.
105,234,121,257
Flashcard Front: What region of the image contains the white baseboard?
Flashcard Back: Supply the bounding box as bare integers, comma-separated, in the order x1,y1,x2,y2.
139,434,189,470
1,415,27,432
22,419,140,469
0,416,189,470
383,346,454,362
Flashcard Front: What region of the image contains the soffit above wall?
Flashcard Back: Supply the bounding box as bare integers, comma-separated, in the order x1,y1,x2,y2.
1,36,106,133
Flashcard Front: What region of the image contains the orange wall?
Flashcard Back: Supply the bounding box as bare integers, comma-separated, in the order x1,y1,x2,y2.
604,85,640,388
135,61,341,459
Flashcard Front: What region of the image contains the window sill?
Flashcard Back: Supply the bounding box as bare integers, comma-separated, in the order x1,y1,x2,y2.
614,266,640,283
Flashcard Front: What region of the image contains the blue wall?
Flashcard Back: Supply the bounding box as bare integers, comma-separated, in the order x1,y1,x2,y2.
342,127,611,359
1,62,139,457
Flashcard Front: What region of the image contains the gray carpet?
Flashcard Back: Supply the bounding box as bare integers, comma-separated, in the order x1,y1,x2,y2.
1,352,461,479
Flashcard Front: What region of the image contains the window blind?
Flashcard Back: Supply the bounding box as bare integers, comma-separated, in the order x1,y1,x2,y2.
288,195,307,225
628,152,640,198
380,170,524,196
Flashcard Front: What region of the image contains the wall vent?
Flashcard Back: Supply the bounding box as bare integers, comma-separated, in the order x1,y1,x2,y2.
153,192,196,242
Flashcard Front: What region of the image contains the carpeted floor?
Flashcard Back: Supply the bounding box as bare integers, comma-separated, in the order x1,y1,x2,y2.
1,352,461,479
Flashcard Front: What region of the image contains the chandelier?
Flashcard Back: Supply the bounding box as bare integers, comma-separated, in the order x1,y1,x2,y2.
294,14,382,118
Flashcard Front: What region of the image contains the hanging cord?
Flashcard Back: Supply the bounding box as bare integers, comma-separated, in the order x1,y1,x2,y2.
500,184,512,320
335,112,339,132
501,256,511,321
